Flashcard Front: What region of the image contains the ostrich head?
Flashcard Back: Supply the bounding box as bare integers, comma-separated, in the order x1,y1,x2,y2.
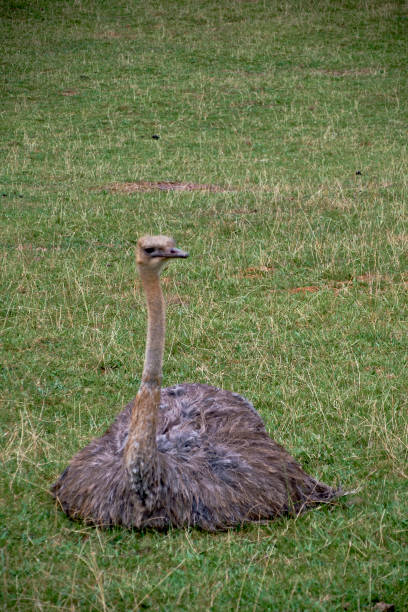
136,235,188,272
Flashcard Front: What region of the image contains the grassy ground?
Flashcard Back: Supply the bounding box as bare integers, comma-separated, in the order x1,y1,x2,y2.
1,0,407,609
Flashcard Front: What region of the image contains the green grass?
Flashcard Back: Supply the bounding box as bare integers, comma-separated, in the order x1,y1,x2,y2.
1,0,407,609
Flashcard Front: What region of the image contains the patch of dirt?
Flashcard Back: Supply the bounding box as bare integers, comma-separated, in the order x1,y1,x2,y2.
364,367,395,379
166,295,189,306
98,30,123,38
286,273,401,296
106,181,235,193
61,89,79,96
289,286,320,294
94,29,138,40
329,273,393,293
231,208,258,215
241,265,275,278
17,244,54,255
355,273,390,283
313,67,381,77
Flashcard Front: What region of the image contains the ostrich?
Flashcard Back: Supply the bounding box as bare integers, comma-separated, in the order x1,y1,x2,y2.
51,235,339,530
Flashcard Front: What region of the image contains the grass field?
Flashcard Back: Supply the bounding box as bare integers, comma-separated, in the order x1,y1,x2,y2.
1,0,407,609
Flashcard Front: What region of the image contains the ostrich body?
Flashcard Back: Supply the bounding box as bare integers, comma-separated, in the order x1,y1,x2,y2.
51,235,338,530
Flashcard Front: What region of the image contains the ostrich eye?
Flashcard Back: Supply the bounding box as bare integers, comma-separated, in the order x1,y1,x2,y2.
144,247,155,254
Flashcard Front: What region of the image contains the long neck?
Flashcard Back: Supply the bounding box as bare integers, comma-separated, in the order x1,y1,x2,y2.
123,266,165,507
140,268,165,386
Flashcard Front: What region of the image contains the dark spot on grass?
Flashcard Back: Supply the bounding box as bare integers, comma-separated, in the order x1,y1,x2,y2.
373,602,395,612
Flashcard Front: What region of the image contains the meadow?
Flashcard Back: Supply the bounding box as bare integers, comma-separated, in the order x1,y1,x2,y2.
1,1,407,609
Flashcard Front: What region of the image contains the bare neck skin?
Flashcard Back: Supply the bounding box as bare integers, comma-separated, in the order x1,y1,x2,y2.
124,266,164,503
140,266,165,387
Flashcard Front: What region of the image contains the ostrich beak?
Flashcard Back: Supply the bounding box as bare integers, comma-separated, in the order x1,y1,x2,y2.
164,247,189,258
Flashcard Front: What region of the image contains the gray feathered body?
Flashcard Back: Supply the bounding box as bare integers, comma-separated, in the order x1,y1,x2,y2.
51,383,338,530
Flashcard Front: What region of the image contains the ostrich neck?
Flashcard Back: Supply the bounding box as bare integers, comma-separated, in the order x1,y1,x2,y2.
140,268,165,386
123,267,165,507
